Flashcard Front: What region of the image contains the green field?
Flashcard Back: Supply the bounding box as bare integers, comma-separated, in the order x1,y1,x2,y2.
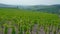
0,8,60,34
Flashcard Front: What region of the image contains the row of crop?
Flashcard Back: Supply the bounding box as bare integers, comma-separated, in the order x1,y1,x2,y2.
0,18,60,34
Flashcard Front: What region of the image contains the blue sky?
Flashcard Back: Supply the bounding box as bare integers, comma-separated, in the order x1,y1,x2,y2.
0,0,60,5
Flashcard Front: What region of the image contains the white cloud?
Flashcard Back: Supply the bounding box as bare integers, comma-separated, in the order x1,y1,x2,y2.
0,0,18,5
0,0,60,5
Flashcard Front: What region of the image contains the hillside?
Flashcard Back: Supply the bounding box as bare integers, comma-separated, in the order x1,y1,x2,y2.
0,3,60,14
0,8,60,34
0,3,17,8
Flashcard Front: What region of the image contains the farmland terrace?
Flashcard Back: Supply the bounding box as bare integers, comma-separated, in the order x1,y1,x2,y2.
0,8,60,34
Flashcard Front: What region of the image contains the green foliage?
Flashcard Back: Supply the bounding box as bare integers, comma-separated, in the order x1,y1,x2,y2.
0,8,60,34
12,27,16,34
4,26,8,34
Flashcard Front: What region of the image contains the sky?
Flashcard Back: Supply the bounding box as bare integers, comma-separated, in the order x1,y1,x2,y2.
0,0,60,5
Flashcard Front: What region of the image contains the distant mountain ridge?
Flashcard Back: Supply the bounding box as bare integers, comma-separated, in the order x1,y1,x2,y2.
0,3,60,14
18,4,60,14
0,3,17,8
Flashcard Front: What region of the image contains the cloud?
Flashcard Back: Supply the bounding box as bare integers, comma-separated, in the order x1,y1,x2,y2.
0,0,60,5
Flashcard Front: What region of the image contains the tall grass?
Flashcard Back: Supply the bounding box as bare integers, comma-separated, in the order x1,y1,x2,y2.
0,8,60,34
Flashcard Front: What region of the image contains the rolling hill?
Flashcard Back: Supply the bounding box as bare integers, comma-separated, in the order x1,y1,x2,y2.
0,3,60,14
0,3,17,8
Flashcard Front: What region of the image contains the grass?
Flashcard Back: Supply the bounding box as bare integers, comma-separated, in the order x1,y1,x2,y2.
0,8,60,34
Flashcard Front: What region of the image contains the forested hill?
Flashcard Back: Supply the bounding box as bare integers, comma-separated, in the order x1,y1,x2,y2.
0,3,60,14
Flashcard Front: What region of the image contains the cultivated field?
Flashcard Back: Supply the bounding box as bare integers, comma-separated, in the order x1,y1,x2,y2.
0,8,60,34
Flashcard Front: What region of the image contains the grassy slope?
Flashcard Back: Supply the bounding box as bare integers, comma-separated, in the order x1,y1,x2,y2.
0,8,60,26
0,8,60,34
